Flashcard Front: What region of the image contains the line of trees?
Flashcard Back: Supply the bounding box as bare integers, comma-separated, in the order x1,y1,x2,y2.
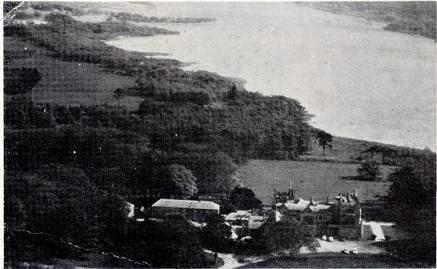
383,153,435,265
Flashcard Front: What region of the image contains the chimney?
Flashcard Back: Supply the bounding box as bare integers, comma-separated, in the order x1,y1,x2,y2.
310,197,315,206
353,189,358,197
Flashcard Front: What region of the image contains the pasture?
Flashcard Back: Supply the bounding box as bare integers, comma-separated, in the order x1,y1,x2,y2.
237,160,396,205
4,37,142,111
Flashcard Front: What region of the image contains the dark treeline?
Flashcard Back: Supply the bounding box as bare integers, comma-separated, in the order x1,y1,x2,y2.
383,153,436,265
359,144,434,166
110,11,215,24
300,2,436,41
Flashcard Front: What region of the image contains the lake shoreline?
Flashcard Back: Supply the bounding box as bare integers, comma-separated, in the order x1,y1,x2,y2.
105,3,436,150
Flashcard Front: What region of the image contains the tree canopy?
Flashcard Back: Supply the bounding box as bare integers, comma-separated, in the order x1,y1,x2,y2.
164,164,198,198
255,216,319,254
357,158,381,181
316,130,333,156
229,187,263,210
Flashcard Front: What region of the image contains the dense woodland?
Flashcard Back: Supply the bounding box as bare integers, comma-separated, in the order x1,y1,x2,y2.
4,3,436,268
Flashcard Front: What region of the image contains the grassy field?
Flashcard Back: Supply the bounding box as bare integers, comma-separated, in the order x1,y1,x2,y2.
4,37,143,111
242,253,422,268
237,160,396,205
303,135,421,164
304,136,374,162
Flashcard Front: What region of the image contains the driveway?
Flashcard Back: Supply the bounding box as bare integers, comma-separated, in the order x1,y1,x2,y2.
300,238,385,254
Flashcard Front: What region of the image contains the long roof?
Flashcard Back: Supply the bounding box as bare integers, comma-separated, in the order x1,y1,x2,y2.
281,198,331,212
152,199,220,211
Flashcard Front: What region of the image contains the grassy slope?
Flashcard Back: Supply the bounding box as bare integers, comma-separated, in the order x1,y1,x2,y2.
303,136,424,163
237,160,395,205
4,36,143,111
242,253,422,268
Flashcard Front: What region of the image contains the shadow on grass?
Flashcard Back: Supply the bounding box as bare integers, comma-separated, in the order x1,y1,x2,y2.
341,176,363,181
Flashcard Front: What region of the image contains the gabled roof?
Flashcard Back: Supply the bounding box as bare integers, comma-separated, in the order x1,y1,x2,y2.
225,210,251,221
308,204,331,212
152,199,220,211
281,198,331,212
284,198,310,211
248,215,265,229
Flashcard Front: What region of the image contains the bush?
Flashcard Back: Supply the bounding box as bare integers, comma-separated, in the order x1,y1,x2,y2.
357,159,381,181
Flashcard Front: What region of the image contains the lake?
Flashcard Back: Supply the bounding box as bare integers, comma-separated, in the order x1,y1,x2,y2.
106,2,436,150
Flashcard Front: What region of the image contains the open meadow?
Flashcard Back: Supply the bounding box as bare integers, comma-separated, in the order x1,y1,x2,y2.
237,160,396,205
4,37,142,110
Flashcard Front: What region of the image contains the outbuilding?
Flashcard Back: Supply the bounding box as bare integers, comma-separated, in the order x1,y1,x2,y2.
150,199,220,222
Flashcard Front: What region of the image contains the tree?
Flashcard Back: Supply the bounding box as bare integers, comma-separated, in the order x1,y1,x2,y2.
135,77,157,96
165,164,198,198
25,165,100,246
385,158,436,265
226,84,239,100
121,216,206,268
229,187,263,210
316,130,333,156
5,195,27,230
357,158,381,181
4,68,42,94
387,162,435,211
200,214,232,252
255,216,319,254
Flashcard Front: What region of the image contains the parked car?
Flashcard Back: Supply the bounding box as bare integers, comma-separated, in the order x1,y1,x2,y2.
321,235,327,241
341,249,349,254
349,248,358,254
328,236,334,242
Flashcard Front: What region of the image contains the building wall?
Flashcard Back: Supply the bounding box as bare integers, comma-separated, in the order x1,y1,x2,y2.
151,206,218,222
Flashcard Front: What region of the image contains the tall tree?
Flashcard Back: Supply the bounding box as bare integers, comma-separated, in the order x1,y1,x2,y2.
229,186,263,210
385,157,436,265
165,164,198,198
316,130,333,156
357,158,381,181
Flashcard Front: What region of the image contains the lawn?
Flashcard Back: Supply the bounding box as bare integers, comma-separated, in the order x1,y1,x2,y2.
242,253,423,268
237,160,396,205
4,37,143,111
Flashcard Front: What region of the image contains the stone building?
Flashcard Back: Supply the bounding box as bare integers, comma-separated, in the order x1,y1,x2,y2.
150,198,220,222
273,185,362,239
225,210,267,237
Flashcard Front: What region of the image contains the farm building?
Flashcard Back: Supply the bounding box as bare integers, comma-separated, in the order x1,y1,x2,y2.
273,185,362,239
150,199,220,222
225,210,267,237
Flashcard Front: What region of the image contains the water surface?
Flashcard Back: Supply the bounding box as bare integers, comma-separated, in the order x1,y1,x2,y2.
107,3,436,150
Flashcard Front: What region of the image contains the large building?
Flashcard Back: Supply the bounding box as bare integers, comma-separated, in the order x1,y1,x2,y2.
225,210,267,237
150,199,220,222
273,185,362,239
